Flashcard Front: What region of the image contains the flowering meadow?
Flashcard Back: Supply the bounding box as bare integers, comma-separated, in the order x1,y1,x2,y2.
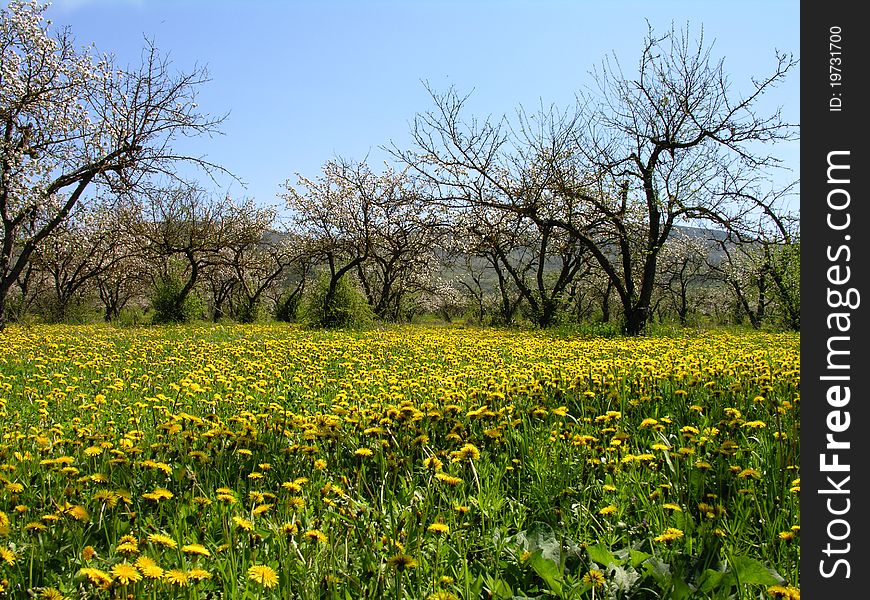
0,324,799,599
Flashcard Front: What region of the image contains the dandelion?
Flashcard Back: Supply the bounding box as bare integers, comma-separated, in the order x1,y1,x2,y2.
598,505,617,516
354,447,373,457
303,529,328,544
233,516,254,531
147,533,178,549
654,528,685,542
142,488,173,502
280,522,298,535
67,505,89,522
427,522,450,534
0,547,15,565
450,443,481,462
187,568,212,581
181,543,211,557
427,592,459,600
248,564,279,588
423,455,444,471
39,588,65,600
78,567,113,588
81,546,97,560
767,585,801,599
435,473,463,486
737,468,762,479
116,539,139,555
140,563,164,579
662,503,683,512
111,562,141,585
582,569,606,588
313,459,327,470
387,553,418,571
164,569,189,586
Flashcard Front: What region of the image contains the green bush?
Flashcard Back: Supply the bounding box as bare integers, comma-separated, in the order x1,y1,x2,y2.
275,290,302,322
150,273,204,324
299,273,373,329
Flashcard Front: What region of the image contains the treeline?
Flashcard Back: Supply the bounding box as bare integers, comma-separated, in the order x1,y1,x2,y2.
8,172,798,332
1,2,798,334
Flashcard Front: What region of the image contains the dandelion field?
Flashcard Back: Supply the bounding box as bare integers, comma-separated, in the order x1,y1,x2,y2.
0,324,799,599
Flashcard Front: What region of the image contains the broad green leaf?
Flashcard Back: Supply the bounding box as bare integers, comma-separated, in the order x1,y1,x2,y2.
730,555,784,586
529,550,563,594
587,543,618,567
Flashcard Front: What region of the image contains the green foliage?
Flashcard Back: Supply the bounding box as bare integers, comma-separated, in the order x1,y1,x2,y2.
113,306,148,327
149,272,204,324
299,272,374,329
275,289,302,322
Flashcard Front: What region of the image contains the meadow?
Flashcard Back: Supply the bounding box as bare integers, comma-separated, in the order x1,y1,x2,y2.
0,324,799,599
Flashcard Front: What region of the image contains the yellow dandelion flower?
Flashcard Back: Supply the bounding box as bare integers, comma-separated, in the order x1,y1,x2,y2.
386,553,418,571
654,528,685,542
598,505,617,516
147,533,178,548
662,503,683,512
181,543,211,557
423,456,443,471
111,562,141,585
39,587,65,600
435,473,463,486
313,459,327,470
67,505,89,522
767,584,801,599
248,564,279,588
140,564,164,580
427,523,450,534
303,529,328,544
280,522,298,535
252,504,273,516
116,540,139,555
78,567,113,588
582,568,606,588
233,516,254,531
164,569,189,586
354,448,373,457
81,545,97,560
737,468,762,479
0,547,16,565
187,568,212,581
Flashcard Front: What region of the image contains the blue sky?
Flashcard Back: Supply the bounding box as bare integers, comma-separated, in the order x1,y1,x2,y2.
44,0,800,213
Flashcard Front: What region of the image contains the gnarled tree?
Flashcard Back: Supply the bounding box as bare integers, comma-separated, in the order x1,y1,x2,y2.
0,0,226,329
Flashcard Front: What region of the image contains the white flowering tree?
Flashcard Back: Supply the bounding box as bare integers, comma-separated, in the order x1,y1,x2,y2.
0,0,226,329
132,183,273,321
29,199,136,321
398,24,797,334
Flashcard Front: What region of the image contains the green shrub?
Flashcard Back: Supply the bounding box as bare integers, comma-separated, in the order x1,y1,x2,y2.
275,290,302,322
299,273,373,329
150,273,204,324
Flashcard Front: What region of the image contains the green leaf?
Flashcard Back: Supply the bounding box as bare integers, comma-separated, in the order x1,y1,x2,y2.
697,568,733,594
628,549,652,568
587,543,619,567
730,555,784,586
529,550,563,594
